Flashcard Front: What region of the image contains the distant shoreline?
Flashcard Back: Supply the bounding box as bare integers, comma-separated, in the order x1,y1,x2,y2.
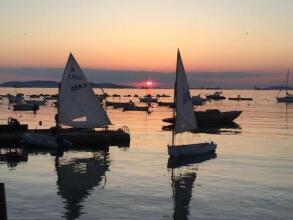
0,80,292,90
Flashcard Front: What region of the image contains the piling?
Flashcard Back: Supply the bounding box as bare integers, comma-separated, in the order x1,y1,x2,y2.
0,183,7,220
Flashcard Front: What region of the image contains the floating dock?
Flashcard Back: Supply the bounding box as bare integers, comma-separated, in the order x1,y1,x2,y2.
0,127,130,147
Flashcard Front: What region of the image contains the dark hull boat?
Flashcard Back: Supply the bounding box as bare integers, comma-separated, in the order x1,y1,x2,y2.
157,101,175,107
277,96,293,103
123,105,150,112
163,109,242,127
228,96,253,101
106,101,130,108
206,92,226,100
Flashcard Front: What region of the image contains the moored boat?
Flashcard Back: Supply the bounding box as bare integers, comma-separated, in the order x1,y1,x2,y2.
228,95,253,101
276,69,293,103
139,95,158,103
163,109,242,127
12,103,39,112
206,91,226,100
123,104,150,112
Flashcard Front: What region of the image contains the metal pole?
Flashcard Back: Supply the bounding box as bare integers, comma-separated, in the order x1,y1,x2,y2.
0,183,7,220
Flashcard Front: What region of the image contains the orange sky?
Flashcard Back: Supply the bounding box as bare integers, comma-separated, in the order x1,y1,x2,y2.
0,0,292,73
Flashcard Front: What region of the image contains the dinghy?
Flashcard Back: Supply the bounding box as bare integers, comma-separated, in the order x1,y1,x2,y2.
168,50,216,158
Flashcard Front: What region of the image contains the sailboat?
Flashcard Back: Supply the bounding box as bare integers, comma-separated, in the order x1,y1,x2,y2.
57,53,111,128
168,50,216,157
21,53,130,148
277,69,293,103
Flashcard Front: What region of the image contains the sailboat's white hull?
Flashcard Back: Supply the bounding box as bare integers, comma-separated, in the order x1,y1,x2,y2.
168,142,217,158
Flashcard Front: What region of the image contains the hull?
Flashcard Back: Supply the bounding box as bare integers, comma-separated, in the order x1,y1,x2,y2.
163,109,242,127
123,105,149,112
139,97,158,103
157,102,175,107
168,142,217,158
228,97,253,101
276,96,293,103
24,100,46,106
206,95,226,100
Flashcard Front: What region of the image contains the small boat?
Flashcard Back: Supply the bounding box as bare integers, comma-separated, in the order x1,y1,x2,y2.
276,69,293,103
157,101,175,107
21,133,71,149
106,101,131,108
206,91,226,100
12,103,39,112
139,95,158,103
123,104,150,112
228,95,253,101
24,99,46,106
168,50,216,158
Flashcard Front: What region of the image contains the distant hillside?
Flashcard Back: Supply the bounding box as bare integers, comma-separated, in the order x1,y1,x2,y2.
0,81,132,88
262,86,293,90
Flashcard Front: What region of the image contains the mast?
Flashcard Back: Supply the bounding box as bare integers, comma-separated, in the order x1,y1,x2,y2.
56,82,61,129
286,69,289,96
172,49,179,146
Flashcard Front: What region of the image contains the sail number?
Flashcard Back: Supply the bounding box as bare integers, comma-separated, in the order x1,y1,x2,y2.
71,83,87,91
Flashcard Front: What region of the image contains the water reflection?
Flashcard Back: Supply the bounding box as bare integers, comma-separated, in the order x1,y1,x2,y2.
168,153,217,220
0,147,28,168
55,149,110,220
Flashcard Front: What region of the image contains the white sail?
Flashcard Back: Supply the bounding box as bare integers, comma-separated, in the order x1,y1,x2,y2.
174,50,198,133
58,53,111,128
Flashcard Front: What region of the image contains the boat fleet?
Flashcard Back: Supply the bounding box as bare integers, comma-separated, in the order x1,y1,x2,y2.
0,50,291,159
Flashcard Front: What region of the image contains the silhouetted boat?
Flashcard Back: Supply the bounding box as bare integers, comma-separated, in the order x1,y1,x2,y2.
168,50,216,158
276,69,293,103
228,95,253,101
139,95,158,103
0,54,130,147
163,109,242,127
12,103,39,112
123,104,150,112
206,91,226,100
157,101,175,107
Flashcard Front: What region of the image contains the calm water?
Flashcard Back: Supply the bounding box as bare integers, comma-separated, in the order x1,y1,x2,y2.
0,88,292,220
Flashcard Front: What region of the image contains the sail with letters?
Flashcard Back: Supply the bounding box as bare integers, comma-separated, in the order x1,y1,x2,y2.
58,53,111,128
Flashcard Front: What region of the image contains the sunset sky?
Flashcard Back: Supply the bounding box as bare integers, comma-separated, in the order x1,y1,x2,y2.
0,0,292,87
